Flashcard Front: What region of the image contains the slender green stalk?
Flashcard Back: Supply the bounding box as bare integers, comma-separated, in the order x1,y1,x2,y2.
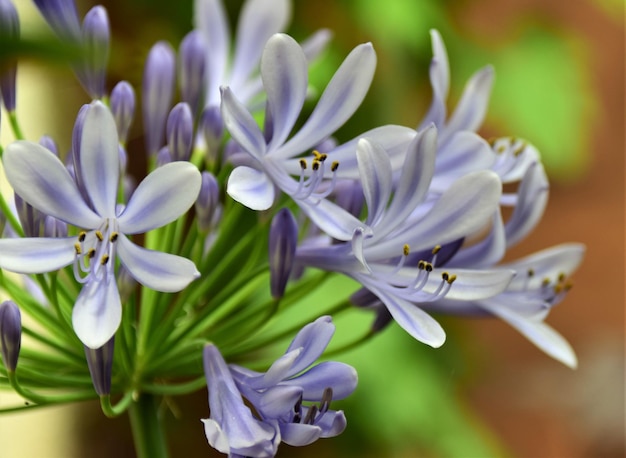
128,393,169,458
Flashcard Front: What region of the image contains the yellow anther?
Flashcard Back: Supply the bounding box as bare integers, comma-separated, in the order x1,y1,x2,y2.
432,245,441,255
557,272,566,283
109,232,119,242
513,142,526,157
78,231,87,242
418,260,426,270
299,159,307,170
541,277,551,287
527,268,535,277
425,262,433,272
74,243,82,255
446,274,457,284
87,248,96,259
403,244,410,256
312,160,320,171
95,230,104,241
441,272,449,281
496,145,506,154
554,283,563,294
331,161,339,172
312,150,327,161
100,254,110,265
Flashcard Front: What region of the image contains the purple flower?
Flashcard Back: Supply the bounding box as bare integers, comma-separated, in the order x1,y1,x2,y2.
0,101,201,348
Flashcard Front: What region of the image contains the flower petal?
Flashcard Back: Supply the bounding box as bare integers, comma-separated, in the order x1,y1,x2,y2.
262,34,308,150
72,276,122,349
283,316,335,376
3,141,101,228
419,29,449,130
300,198,368,242
277,42,377,159
231,0,291,91
0,237,76,274
117,161,201,234
116,235,199,292
279,422,322,447
282,361,358,401
78,101,120,218
220,86,267,159
357,138,392,226
226,165,275,210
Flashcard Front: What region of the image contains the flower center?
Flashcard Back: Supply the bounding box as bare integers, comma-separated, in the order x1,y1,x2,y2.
294,150,339,201
292,387,334,426
73,219,119,284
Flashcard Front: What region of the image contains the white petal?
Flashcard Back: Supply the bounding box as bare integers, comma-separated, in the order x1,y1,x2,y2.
220,87,267,159
262,34,308,150
0,237,76,274
3,141,101,228
231,0,291,90
79,101,120,218
450,210,506,268
72,277,122,349
356,138,392,226
478,302,577,368
365,282,446,348
300,198,369,242
433,131,495,181
301,28,332,63
226,166,275,210
117,234,200,292
277,42,377,159
194,0,229,106
117,162,201,234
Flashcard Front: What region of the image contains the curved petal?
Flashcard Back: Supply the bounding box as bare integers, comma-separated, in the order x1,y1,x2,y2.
365,282,446,348
449,209,506,268
419,29,449,130
280,422,322,446
118,162,201,234
284,316,335,376
116,235,200,292
283,361,358,401
379,125,437,238
367,170,502,259
227,166,275,210
78,101,120,218
257,385,302,418
0,237,76,274
72,276,121,349
433,131,495,180
356,138,392,226
231,0,291,90
477,301,577,368
277,42,377,159
194,0,229,106
3,141,101,228
300,198,368,242
301,28,332,63
262,34,308,150
220,87,267,158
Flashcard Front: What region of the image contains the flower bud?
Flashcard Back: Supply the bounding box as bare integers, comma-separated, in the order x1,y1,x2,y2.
81,6,110,99
33,0,81,40
110,81,135,145
166,102,193,161
143,41,176,156
44,215,68,238
156,146,172,167
0,300,21,372
84,337,114,396
39,135,59,156
199,106,223,164
0,0,19,112
195,172,219,232
269,208,298,299
178,30,206,115
14,193,43,237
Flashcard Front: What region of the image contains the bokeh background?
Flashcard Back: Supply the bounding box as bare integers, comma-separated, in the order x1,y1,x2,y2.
0,0,623,456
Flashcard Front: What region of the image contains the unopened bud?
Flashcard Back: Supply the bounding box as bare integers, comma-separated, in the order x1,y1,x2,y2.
81,6,110,99
195,172,219,232
110,81,135,144
84,337,114,396
166,102,193,161
269,208,298,299
178,30,206,116
0,300,21,372
0,0,19,112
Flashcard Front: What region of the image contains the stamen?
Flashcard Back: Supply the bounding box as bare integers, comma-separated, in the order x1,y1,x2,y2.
109,232,119,242
87,248,96,259
100,254,110,265
403,244,410,256
331,161,339,172
78,231,87,242
299,158,307,170
95,230,104,242
303,405,318,425
431,245,441,266
74,243,82,255
312,160,320,171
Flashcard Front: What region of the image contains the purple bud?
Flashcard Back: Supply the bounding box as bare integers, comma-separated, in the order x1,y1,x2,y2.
166,102,193,161
0,0,19,112
71,104,91,204
110,81,135,144
142,41,176,156
269,208,298,299
178,30,206,116
195,172,219,232
81,6,110,99
14,193,43,237
199,105,223,163
39,135,59,156
43,215,68,237
0,300,21,372
84,337,114,396
156,146,172,167
33,0,81,40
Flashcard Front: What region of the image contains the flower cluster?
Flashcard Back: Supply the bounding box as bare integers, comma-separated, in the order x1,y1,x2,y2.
0,0,583,456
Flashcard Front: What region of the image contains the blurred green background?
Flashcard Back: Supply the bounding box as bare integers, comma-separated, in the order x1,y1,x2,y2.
0,0,623,457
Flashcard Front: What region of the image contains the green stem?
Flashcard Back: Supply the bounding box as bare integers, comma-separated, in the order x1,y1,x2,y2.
128,393,169,458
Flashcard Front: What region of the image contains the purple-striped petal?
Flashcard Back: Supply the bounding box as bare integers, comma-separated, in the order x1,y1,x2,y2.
72,276,121,349
117,161,201,234
79,101,120,218
356,138,392,227
0,237,76,274
262,34,308,150
221,87,267,159
419,29,449,130
227,165,275,210
3,141,101,228
116,235,199,292
282,361,358,401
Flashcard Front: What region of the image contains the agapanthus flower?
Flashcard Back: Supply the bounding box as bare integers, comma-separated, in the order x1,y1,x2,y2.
0,101,201,348
295,131,515,347
222,32,415,240
203,316,357,456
